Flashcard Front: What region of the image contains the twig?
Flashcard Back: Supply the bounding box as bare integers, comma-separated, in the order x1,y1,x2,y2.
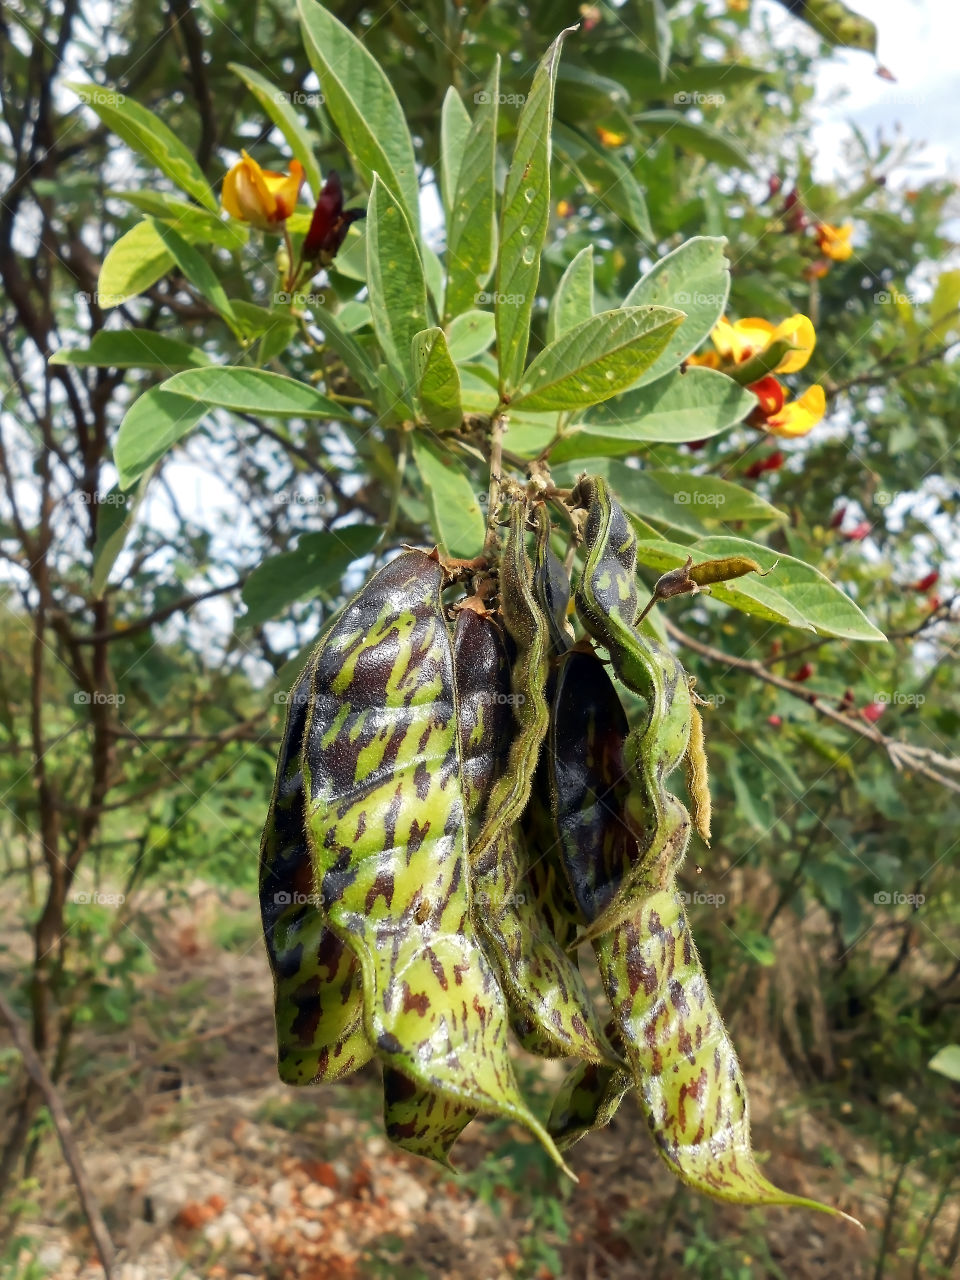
0,989,115,1277
663,618,960,795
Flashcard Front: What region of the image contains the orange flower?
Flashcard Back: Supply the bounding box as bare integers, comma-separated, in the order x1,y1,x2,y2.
709,314,816,373
596,126,626,148
556,199,575,218
222,150,304,230
815,222,854,262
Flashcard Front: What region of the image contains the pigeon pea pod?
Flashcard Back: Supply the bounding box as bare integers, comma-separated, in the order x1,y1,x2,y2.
259,653,371,1085
301,549,568,1173
469,503,615,1064
571,475,693,939
542,645,852,1215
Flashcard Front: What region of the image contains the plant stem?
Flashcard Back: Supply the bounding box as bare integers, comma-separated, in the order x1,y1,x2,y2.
483,412,506,556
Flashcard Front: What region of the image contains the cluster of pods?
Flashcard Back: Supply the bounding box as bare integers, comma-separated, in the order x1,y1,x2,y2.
259,475,845,1215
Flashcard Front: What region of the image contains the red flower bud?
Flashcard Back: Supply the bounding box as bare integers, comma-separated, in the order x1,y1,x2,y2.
861,702,884,723
910,570,939,593
830,505,846,529
928,594,942,611
303,170,365,263
744,450,785,479
767,714,782,727
843,521,871,542
768,174,782,198
790,662,814,682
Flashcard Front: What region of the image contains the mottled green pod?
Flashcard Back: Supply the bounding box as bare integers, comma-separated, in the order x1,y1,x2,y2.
383,1067,475,1168
467,505,615,1064
548,1050,631,1150
572,475,692,937
259,654,371,1085
301,549,567,1172
453,604,513,833
594,888,851,1216
531,504,573,657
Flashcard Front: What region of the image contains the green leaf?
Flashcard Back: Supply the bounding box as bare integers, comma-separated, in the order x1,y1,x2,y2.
69,83,217,210
159,367,357,420
50,330,211,371
633,535,886,640
90,477,148,596
510,306,684,411
645,470,785,523
114,388,208,487
550,368,755,460
97,220,174,307
929,269,960,344
928,1045,960,1083
650,0,672,76
412,328,463,433
624,237,730,386
496,26,576,394
147,219,241,337
445,60,499,320
241,525,382,627
547,244,594,344
554,124,653,242
229,63,323,194
107,190,247,249
366,176,430,399
298,0,419,233
634,110,752,170
411,436,484,558
446,310,496,362
439,86,471,215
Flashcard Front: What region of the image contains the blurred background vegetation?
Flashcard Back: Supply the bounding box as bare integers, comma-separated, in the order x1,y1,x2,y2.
0,0,957,1277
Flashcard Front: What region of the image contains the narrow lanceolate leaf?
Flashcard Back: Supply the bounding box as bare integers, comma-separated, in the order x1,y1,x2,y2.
69,84,216,210
148,220,242,337
547,245,595,345
439,86,471,217
445,59,499,320
383,1068,475,1167
107,190,247,250
632,535,885,641
366,176,430,399
549,368,756,461
259,654,371,1085
624,237,730,387
496,26,577,395
160,367,357,421
298,0,420,233
410,436,485,559
114,387,207,487
594,887,857,1218
300,550,568,1174
50,330,211,371
468,505,615,1065
510,307,684,411
571,475,693,940
98,220,174,308
412,328,463,433
229,63,323,194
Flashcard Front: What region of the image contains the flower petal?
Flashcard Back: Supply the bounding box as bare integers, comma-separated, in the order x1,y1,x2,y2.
770,313,816,373
766,384,826,438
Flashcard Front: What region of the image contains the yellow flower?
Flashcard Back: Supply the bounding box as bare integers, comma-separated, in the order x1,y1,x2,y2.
709,313,816,374
816,222,854,262
556,199,575,218
596,126,626,148
727,0,750,11
766,384,826,438
222,150,305,230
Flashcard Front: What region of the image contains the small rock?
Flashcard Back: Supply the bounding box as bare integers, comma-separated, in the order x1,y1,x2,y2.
269,1177,294,1208
301,1183,336,1210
